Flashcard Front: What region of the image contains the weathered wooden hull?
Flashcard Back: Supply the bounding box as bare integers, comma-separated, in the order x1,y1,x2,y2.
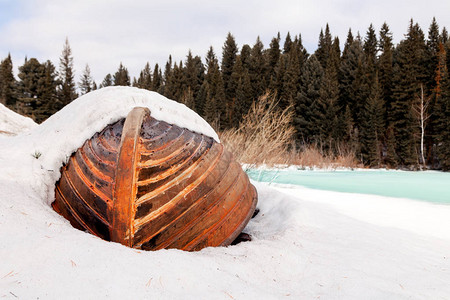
52,107,258,251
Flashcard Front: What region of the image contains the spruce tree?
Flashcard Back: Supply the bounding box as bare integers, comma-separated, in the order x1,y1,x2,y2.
379,23,394,127
36,60,59,122
159,55,173,96
435,43,449,169
441,27,449,44
197,47,218,115
240,44,252,69
267,33,281,76
283,32,293,54
165,61,186,102
270,54,288,102
136,62,152,90
221,33,238,103
294,54,324,143
248,36,267,98
317,50,340,150
391,20,427,166
230,55,252,126
339,34,364,122
184,51,204,105
58,38,77,106
113,63,130,86
17,58,58,122
203,84,218,125
79,64,94,95
17,58,44,118
315,24,333,69
0,54,16,108
364,24,378,86
360,74,384,166
204,47,226,128
280,37,301,109
101,74,113,87
152,63,162,92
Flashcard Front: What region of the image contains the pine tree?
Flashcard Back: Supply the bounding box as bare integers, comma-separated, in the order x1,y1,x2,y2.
113,63,130,86
58,38,77,106
0,54,16,108
79,64,94,95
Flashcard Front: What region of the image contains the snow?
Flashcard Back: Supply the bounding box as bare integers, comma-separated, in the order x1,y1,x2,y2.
0,103,37,136
1,88,450,299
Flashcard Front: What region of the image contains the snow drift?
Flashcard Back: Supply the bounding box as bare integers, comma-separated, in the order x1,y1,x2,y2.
0,103,37,136
1,87,450,299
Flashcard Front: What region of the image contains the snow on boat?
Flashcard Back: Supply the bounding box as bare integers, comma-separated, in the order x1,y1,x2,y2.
52,107,258,251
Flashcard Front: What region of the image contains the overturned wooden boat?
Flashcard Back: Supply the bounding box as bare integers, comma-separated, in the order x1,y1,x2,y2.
52,107,258,251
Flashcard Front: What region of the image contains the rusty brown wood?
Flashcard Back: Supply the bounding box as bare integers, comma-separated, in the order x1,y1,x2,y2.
52,106,258,251
111,107,149,247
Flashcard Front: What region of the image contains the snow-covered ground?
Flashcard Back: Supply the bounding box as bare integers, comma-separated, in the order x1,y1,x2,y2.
1,87,450,299
0,103,37,136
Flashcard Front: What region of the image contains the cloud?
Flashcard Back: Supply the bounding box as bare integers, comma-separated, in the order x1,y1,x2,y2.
0,0,449,84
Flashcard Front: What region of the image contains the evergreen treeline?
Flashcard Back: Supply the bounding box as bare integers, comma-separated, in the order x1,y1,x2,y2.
1,19,450,170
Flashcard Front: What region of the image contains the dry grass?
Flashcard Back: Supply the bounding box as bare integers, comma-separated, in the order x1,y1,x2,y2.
293,144,361,169
219,92,361,169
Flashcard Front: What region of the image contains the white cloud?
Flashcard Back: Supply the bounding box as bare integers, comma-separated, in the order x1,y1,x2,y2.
0,0,449,84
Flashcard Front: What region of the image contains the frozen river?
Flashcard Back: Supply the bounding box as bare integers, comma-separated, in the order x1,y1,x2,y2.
246,169,450,204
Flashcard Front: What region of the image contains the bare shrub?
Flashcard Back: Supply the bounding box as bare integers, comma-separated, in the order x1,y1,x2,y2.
219,92,361,169
220,92,295,167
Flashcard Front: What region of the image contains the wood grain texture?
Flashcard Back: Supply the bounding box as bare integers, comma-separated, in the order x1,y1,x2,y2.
52,107,258,251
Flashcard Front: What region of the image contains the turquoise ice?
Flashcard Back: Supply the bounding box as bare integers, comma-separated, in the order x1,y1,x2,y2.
246,169,450,204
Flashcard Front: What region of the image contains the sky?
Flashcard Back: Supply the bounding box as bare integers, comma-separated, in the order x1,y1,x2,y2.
0,0,449,84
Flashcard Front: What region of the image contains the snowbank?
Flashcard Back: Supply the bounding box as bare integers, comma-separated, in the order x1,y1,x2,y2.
0,103,37,136
1,87,450,299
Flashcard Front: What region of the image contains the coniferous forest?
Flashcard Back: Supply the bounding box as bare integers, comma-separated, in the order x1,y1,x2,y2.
1,19,450,170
